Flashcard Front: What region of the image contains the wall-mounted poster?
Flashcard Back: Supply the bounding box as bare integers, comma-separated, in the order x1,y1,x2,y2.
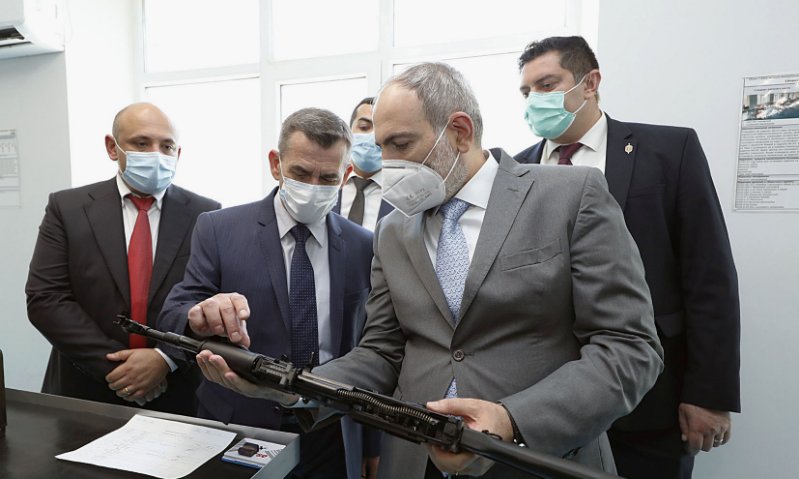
0,129,20,208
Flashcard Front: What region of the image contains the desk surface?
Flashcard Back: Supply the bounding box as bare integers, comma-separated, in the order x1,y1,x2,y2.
0,388,298,479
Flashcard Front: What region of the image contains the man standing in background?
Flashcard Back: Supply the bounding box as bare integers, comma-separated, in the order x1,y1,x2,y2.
26,102,220,415
336,97,393,231
515,36,740,479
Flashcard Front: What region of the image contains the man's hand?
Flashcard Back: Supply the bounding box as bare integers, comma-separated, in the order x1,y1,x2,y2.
196,350,299,405
679,402,731,455
362,455,379,479
424,398,514,476
106,349,169,403
188,292,251,347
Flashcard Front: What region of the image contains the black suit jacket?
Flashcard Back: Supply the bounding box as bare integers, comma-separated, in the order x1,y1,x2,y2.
515,116,740,430
26,178,220,415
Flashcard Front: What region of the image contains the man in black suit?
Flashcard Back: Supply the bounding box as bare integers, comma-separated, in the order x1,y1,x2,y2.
26,102,220,415
514,36,740,479
335,97,393,231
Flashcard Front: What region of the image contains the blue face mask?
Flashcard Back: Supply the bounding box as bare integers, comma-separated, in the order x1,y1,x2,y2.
350,133,382,174
523,75,587,139
115,138,178,195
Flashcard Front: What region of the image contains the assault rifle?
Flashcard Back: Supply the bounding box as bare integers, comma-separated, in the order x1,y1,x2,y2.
115,316,618,479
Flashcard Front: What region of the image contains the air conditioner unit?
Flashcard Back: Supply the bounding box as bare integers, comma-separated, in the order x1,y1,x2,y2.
0,0,65,60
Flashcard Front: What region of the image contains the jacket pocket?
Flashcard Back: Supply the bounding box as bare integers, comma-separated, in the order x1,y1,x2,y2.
500,238,561,271
628,183,665,198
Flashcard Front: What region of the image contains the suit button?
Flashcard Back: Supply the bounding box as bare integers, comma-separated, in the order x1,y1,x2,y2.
453,349,465,361
272,406,281,413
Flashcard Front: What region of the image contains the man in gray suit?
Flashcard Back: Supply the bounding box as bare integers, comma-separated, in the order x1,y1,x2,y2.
192,63,663,478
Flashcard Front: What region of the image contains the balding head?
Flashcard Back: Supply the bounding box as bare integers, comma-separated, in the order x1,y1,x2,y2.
105,102,181,182
111,102,179,142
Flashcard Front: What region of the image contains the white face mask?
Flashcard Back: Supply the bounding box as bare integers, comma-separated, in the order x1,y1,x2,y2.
381,126,460,217
278,160,342,224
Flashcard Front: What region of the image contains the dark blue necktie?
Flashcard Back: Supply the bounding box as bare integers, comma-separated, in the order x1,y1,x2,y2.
289,224,319,367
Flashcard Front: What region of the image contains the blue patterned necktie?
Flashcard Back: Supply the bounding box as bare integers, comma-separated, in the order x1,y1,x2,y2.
434,198,470,398
289,224,319,367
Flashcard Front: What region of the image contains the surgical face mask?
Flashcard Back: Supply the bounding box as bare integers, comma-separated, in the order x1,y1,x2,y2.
381,127,460,217
114,138,178,195
523,75,587,139
350,133,383,174
278,160,342,224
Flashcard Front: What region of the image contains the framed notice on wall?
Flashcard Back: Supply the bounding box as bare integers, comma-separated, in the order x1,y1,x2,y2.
0,129,21,208
735,73,799,211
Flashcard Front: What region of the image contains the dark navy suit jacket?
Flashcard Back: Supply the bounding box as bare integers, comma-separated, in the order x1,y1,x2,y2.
158,189,375,478
514,116,740,432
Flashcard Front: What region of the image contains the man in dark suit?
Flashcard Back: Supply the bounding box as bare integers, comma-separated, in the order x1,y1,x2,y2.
189,63,663,479
158,108,375,479
335,97,393,231
25,102,221,415
514,36,740,479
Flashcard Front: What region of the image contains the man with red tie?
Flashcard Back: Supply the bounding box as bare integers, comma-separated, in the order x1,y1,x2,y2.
26,102,220,415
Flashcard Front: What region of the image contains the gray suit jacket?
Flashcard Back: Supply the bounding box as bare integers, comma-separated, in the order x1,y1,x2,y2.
316,150,663,478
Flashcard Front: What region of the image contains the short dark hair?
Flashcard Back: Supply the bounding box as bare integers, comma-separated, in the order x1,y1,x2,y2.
349,97,374,127
278,107,352,156
518,36,599,82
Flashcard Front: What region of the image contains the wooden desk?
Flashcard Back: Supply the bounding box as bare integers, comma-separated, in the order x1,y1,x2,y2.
0,388,298,478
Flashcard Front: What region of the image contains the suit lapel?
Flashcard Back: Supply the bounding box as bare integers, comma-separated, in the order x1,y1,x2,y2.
604,116,636,210
149,185,191,303
326,215,345,357
459,152,534,321
403,213,454,328
258,191,292,333
377,199,393,219
85,178,130,306
333,190,342,215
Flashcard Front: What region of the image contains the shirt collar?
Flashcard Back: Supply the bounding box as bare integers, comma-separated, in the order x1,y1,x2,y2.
453,150,498,210
348,169,383,188
542,111,607,160
116,173,166,209
431,150,498,216
273,190,328,247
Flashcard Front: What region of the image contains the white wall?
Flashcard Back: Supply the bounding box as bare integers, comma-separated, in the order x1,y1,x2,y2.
0,52,71,390
0,0,137,391
598,0,798,477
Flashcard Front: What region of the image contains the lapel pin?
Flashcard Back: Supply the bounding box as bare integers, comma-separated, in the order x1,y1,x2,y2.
624,143,633,154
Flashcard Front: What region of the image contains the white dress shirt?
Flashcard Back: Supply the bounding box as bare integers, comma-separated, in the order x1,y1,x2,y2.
540,111,609,173
423,150,499,266
117,174,166,257
273,193,334,365
116,174,176,371
339,170,384,232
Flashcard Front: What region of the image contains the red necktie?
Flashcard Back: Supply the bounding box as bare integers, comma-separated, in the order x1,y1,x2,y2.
127,195,155,349
557,142,583,165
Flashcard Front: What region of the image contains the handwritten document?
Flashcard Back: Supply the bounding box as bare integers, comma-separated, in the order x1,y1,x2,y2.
56,415,237,479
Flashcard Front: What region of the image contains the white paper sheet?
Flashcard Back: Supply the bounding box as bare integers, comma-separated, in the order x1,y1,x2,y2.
56,414,237,479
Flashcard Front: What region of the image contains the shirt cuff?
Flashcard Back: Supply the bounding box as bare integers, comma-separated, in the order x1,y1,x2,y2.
155,347,178,372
